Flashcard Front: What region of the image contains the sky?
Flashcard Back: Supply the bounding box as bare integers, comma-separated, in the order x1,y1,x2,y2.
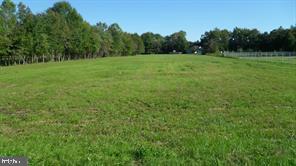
11,0,296,41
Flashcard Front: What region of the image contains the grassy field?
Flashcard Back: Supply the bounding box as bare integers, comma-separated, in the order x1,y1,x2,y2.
240,56,296,64
0,55,295,165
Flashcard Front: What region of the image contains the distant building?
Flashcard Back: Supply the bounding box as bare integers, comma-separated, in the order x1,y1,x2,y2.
170,50,183,54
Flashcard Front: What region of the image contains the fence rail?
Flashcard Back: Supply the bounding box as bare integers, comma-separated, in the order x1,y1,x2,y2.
222,51,296,64
223,51,296,57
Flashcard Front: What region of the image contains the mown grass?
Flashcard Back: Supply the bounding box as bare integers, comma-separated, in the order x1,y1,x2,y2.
240,56,296,64
0,55,295,165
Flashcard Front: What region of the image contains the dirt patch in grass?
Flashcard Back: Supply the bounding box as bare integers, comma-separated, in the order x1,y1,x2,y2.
0,107,29,120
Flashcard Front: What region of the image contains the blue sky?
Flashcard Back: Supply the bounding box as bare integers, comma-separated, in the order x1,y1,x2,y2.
11,0,296,41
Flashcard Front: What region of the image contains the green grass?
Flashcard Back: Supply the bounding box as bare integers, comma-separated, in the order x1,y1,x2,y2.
0,55,295,165
240,56,296,64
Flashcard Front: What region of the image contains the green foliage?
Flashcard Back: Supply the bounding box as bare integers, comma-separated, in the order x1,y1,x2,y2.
201,26,296,54
14,2,34,63
269,26,296,51
108,23,125,56
200,28,230,53
229,28,261,52
141,32,165,54
0,0,16,62
0,1,145,65
131,33,145,55
95,22,112,57
163,31,189,53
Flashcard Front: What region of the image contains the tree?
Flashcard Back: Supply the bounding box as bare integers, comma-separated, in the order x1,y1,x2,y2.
131,33,145,55
141,32,164,54
163,31,189,53
34,33,49,63
200,28,230,53
79,22,100,58
108,23,125,56
0,0,16,65
269,27,296,51
95,22,112,57
14,2,34,64
229,28,260,52
288,26,296,51
46,1,86,60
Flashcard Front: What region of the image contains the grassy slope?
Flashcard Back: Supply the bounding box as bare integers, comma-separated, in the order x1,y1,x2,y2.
0,55,295,165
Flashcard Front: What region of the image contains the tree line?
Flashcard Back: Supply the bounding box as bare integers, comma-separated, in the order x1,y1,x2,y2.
0,0,295,66
134,26,296,55
0,0,146,65
200,27,296,53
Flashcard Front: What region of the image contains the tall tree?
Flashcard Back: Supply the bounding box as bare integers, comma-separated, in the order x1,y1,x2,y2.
141,32,164,54
229,28,260,52
95,22,112,57
131,33,145,55
200,28,230,53
108,23,124,56
163,31,189,53
0,0,16,65
14,2,34,63
33,13,49,62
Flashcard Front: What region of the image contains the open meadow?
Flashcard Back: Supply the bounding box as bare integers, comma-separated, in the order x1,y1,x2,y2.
239,56,296,64
0,55,295,165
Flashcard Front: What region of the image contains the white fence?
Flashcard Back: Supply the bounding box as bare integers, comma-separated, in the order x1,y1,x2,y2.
223,51,296,57
223,51,296,64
